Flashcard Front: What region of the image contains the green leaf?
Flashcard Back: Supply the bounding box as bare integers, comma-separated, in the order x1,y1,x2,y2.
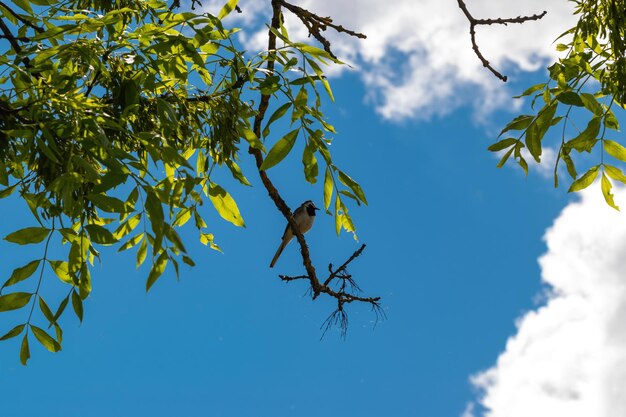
260,129,299,170
488,138,517,152
182,255,195,267
556,91,584,106
580,93,603,116
514,83,546,98
71,290,83,322
31,325,61,352
0,292,32,312
208,183,245,227
85,224,118,245
604,140,626,161
2,260,41,289
604,110,620,130
605,165,626,184
38,297,55,324
4,227,50,245
218,0,239,19
241,128,265,152
337,169,367,205
146,252,168,292
496,147,515,168
499,115,534,136
136,238,148,267
47,260,72,284
302,141,318,184
563,152,577,179
0,184,17,199
601,173,619,210
88,194,127,213
567,117,601,153
0,324,25,341
20,333,30,366
262,102,292,138
324,166,333,212
199,232,221,251
568,165,599,192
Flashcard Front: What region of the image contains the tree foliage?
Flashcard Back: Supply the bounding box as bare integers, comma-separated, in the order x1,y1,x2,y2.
0,0,374,364
491,0,626,209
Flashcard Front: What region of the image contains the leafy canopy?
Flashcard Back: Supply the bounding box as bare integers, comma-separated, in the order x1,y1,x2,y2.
491,0,626,210
0,0,367,364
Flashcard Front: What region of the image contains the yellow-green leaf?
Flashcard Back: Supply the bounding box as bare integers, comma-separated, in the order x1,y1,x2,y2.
0,292,32,312
568,165,599,192
604,140,626,162
71,290,83,322
601,173,619,210
218,0,239,19
31,325,61,352
323,166,333,212
136,238,148,267
146,252,168,292
260,129,299,171
0,324,25,341
208,183,245,227
20,333,30,366
4,227,50,245
2,260,40,289
47,260,72,284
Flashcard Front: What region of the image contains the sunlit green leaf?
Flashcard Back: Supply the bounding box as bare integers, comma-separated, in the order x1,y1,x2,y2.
146,252,168,292
71,290,83,322
2,260,41,289
0,292,32,312
4,227,50,245
0,324,25,341
260,129,299,170
568,165,599,192
208,183,245,227
31,325,61,352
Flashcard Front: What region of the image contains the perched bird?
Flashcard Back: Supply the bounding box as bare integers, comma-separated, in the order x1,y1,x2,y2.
269,200,319,268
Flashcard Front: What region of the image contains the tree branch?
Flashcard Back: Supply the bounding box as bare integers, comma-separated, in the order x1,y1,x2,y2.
0,1,44,33
248,1,382,336
456,0,547,82
278,0,366,59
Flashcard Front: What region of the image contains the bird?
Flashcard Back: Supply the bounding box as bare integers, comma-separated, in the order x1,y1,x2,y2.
269,200,319,268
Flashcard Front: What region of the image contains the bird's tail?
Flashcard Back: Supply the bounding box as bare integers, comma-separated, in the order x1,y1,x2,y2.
269,239,288,268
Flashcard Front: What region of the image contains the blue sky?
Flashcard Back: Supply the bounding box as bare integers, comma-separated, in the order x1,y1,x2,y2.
4,1,624,416
1,70,569,417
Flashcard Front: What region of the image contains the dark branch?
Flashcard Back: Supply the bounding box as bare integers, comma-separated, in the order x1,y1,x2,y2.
278,0,366,59
249,1,381,336
0,1,44,33
456,0,547,82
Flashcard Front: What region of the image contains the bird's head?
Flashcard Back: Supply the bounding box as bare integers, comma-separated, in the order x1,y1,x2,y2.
304,200,319,216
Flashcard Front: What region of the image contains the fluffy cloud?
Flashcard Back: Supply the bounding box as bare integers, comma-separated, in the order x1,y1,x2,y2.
468,187,626,417
211,0,576,121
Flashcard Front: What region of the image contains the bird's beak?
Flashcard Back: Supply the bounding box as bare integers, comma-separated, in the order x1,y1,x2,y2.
314,206,320,210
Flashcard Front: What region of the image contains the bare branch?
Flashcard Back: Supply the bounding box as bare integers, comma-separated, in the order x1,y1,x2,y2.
456,0,547,82
278,0,366,59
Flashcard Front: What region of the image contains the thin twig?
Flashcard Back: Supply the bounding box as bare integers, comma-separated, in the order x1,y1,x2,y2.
278,0,366,59
456,0,547,82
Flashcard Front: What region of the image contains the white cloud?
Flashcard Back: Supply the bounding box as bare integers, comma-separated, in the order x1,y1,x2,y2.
469,186,626,417
214,0,576,121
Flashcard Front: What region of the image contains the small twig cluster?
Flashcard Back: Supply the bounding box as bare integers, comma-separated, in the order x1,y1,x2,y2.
279,244,384,337
456,0,547,82
278,0,366,59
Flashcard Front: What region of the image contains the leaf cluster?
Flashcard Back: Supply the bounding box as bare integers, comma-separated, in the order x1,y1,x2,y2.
490,0,626,209
0,0,367,362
